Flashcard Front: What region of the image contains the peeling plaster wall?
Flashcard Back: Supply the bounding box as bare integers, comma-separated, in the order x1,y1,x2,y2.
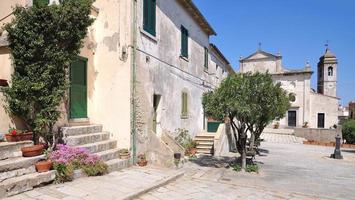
0,0,133,148
134,0,227,160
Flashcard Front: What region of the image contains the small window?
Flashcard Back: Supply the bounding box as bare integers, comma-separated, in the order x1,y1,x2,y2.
204,47,208,70
143,0,156,36
180,26,188,58
328,66,333,76
34,0,49,6
181,92,188,118
289,93,296,102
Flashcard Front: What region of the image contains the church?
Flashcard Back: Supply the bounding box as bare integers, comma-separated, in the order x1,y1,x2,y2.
239,47,339,129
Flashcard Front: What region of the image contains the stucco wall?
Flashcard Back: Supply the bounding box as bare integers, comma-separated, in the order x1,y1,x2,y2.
294,128,341,142
134,0,227,157
310,93,339,129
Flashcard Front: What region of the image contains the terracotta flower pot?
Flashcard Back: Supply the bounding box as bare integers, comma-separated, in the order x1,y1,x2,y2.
0,79,8,87
119,152,130,159
5,132,33,142
35,160,53,173
137,160,148,167
189,148,197,156
21,144,44,157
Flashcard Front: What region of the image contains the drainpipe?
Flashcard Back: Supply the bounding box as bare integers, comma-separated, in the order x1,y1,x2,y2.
130,0,138,164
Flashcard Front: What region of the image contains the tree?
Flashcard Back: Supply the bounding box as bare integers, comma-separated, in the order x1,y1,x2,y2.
203,72,290,170
342,119,355,144
3,0,94,145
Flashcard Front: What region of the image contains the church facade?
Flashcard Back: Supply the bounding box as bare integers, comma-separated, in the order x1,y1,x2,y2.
239,48,339,129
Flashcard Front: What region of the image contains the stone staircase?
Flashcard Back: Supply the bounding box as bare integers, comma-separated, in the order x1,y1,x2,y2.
0,141,56,198
194,134,215,156
61,124,130,173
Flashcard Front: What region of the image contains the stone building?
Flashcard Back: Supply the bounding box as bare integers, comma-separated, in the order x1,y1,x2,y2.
0,0,233,164
349,102,355,119
239,47,339,129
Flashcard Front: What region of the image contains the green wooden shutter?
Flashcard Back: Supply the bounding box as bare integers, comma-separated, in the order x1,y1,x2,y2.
181,92,188,118
204,47,208,70
181,26,188,58
143,0,156,36
34,0,49,7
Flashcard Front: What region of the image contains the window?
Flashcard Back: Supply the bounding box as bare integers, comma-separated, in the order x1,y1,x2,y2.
180,26,188,58
181,92,188,118
289,93,296,102
33,0,49,6
204,47,208,70
328,66,333,76
143,0,156,36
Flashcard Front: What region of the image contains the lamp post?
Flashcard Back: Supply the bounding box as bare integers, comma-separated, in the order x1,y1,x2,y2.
331,134,343,159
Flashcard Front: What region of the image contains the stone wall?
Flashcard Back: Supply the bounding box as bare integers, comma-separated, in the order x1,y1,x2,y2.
294,128,341,142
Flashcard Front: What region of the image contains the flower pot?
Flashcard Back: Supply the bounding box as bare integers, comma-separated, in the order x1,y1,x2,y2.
189,148,197,156
0,79,8,87
119,152,130,159
21,144,44,157
35,160,52,173
137,160,148,167
5,132,33,142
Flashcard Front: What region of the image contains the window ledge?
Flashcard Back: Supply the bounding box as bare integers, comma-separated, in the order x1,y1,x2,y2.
179,55,189,62
204,69,209,73
181,115,189,119
140,27,158,43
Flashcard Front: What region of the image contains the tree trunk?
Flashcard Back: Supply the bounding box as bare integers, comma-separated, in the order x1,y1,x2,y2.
241,146,246,171
250,133,255,148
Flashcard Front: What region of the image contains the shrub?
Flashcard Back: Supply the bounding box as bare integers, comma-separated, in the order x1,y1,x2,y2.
50,144,108,182
232,163,259,173
342,120,355,144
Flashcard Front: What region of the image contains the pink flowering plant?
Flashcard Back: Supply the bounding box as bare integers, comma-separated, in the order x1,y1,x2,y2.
50,144,108,183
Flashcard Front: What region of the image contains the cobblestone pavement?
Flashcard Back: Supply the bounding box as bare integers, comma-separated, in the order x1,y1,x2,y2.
261,133,305,144
139,141,355,200
3,167,182,200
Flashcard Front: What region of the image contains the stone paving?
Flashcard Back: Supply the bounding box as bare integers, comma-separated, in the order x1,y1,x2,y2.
260,133,305,144
3,167,183,200
139,139,355,200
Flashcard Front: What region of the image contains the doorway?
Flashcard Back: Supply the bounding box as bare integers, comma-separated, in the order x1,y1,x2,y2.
288,110,297,127
318,113,325,128
69,57,87,119
153,94,161,134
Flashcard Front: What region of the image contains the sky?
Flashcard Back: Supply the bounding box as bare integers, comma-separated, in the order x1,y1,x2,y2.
193,0,355,106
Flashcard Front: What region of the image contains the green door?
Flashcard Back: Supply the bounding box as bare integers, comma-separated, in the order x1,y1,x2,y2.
70,57,87,119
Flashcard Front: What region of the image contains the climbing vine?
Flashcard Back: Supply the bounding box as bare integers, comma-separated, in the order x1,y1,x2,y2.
3,0,94,144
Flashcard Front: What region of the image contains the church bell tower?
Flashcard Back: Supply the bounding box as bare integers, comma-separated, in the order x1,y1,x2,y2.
317,47,338,97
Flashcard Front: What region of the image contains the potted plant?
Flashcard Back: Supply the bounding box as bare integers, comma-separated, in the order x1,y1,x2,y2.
5,128,33,142
35,149,53,173
273,122,280,129
187,140,198,156
302,122,309,128
21,144,44,157
119,149,130,159
137,154,148,167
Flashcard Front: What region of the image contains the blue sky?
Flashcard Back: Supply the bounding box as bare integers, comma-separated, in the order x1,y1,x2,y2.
194,0,355,106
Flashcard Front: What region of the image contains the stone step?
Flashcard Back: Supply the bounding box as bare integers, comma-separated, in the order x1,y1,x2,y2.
64,132,110,146
61,124,103,137
95,148,120,162
195,141,214,145
106,158,130,173
77,139,117,153
0,155,44,173
0,141,33,160
196,149,213,154
263,127,295,135
195,138,214,143
0,170,56,197
196,144,213,150
0,166,36,183
195,135,215,139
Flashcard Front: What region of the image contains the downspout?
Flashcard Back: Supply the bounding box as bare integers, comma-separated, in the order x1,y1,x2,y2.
130,0,138,164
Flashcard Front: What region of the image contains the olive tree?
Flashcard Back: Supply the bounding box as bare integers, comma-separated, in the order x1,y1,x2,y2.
203,72,290,170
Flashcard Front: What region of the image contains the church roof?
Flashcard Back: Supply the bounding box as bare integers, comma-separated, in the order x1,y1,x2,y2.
240,49,281,62
319,48,337,63
323,48,336,58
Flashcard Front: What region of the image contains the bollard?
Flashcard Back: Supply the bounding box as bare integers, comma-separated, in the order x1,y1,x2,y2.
331,134,343,159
